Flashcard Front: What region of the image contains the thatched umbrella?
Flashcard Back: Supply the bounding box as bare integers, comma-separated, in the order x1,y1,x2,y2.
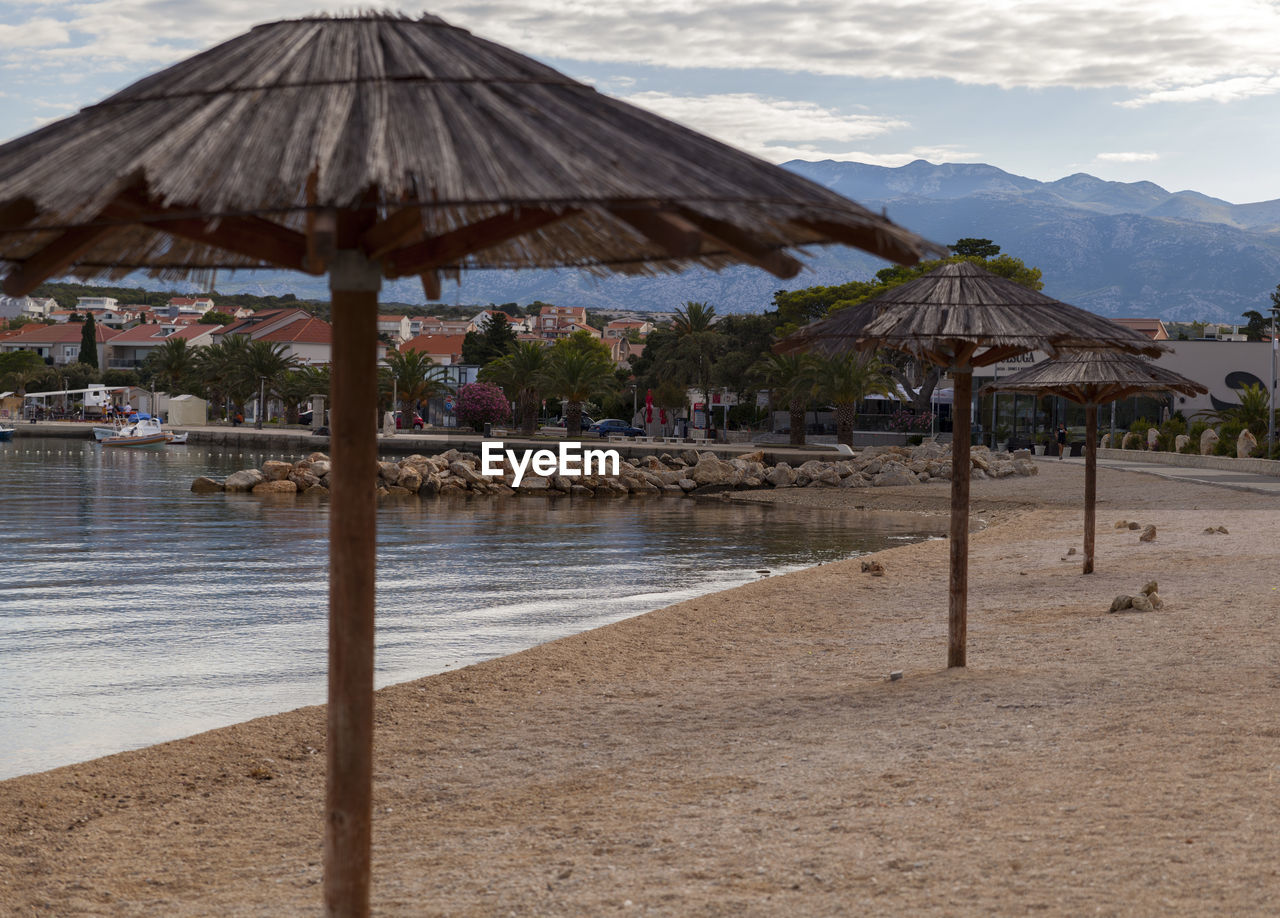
0,13,941,915
777,261,1167,668
982,349,1206,574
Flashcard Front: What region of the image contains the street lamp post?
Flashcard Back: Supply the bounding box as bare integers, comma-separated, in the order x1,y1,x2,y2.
256,376,265,430
1270,304,1279,457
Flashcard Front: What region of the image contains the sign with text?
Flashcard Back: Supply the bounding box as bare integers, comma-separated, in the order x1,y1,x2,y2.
992,351,1048,374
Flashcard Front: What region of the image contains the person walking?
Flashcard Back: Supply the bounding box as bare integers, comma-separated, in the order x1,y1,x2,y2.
1056,423,1068,460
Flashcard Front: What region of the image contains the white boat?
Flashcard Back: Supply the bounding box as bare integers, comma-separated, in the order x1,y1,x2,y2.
0,426,14,442
167,431,188,444
101,417,169,448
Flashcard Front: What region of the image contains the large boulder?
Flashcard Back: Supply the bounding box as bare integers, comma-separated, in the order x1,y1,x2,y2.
191,476,224,493
377,461,401,484
1237,429,1257,458
252,479,297,495
397,465,423,492
765,463,796,488
261,460,293,481
1174,434,1190,452
224,468,265,492
1200,428,1219,455
872,462,918,487
690,455,732,486
1147,427,1159,449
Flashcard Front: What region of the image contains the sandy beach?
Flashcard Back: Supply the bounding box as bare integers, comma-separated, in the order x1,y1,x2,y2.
3,458,1278,916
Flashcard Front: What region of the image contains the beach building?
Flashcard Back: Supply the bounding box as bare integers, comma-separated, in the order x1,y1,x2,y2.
603,318,654,340
0,321,120,367
105,323,220,371
0,295,57,320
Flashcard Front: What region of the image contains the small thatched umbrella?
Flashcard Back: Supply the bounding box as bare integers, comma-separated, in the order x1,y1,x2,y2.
777,261,1166,668
982,350,1206,574
0,13,940,915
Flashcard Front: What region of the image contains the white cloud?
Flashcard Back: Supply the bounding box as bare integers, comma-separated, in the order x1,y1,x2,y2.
623,91,907,161
1095,152,1161,163
0,18,72,49
5,1,1280,108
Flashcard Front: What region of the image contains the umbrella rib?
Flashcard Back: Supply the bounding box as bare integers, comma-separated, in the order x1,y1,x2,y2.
673,206,802,279
383,206,579,277
0,197,38,233
795,217,946,266
2,222,115,296
608,205,703,259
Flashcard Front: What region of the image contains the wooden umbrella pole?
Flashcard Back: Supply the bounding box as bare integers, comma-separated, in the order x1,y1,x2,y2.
1083,401,1098,575
948,368,973,668
325,251,381,918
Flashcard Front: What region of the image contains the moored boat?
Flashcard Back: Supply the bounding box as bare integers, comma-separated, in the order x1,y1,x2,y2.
101,417,169,448
0,425,14,442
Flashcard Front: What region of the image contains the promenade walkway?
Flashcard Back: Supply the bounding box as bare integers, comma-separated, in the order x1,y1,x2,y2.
1046,451,1280,497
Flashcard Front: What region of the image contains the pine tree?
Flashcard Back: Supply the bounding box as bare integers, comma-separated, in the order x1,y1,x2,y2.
79,315,99,369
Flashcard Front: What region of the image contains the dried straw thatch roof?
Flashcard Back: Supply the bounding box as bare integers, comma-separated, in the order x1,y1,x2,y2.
0,13,942,295
981,349,1207,404
777,262,1167,366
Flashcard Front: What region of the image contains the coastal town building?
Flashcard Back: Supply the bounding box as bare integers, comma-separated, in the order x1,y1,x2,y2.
106,323,220,371
0,321,121,366
400,333,466,365
377,314,412,345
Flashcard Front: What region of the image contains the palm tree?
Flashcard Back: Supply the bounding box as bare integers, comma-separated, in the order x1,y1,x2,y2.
241,339,300,428
481,341,547,436
195,336,254,420
543,343,616,436
672,301,722,433
279,365,332,424
146,337,197,394
381,348,452,420
755,352,815,446
811,352,893,447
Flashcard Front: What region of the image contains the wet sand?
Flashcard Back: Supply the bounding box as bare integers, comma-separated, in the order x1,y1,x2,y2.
2,459,1278,916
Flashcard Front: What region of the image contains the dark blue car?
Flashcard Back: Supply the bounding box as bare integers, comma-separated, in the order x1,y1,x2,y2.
589,418,644,438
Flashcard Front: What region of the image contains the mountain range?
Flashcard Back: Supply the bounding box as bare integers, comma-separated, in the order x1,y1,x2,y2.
133,160,1280,322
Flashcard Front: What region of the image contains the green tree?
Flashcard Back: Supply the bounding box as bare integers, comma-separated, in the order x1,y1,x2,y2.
145,337,197,394
381,348,452,418
1241,310,1267,341
200,309,236,326
949,238,1001,258
811,352,893,446
242,340,300,428
481,341,548,436
672,301,723,432
754,352,815,446
461,313,518,365
194,336,253,420
543,336,616,434
772,280,876,334
79,316,99,369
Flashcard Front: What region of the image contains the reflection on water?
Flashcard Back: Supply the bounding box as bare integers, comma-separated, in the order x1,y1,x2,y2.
0,437,934,779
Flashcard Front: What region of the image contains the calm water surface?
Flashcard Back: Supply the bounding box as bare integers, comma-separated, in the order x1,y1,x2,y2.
0,436,934,779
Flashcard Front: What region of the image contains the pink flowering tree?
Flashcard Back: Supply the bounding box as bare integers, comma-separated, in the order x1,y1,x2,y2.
455,382,511,431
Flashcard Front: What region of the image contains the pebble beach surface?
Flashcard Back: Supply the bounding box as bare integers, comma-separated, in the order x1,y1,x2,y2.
2,458,1277,916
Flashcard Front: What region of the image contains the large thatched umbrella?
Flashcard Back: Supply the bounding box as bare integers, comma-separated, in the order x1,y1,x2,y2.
777,261,1166,668
982,349,1206,574
0,13,940,915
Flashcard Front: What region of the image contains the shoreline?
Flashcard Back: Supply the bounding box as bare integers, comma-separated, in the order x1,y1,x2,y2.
3,461,1278,914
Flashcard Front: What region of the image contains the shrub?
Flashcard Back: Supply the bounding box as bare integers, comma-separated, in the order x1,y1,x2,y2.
1184,420,1210,453
1156,415,1186,452
887,410,932,432
455,382,511,430
1212,419,1246,456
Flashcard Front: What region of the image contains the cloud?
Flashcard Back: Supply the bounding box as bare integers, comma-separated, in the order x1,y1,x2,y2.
0,18,72,49
1095,152,1161,163
5,1,1280,108
623,91,908,161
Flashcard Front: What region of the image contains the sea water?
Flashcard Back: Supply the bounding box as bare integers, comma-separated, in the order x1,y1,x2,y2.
0,436,934,779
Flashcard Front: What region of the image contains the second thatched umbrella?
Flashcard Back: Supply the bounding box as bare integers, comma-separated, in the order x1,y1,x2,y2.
777,261,1167,668
982,349,1206,574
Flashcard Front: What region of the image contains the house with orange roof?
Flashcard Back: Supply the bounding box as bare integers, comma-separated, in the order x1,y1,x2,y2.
0,321,121,366
1112,318,1170,340
106,323,220,371
604,318,654,340
377,314,412,345
399,333,466,365
254,316,333,365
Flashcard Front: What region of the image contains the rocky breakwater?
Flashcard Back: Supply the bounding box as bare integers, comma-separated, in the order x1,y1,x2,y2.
191,442,1038,499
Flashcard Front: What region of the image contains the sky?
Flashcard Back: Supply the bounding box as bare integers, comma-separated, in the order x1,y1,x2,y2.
1,1,1280,204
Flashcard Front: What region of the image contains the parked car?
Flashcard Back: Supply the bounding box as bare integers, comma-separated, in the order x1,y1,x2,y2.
394,410,425,430
589,418,644,438
555,415,594,430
